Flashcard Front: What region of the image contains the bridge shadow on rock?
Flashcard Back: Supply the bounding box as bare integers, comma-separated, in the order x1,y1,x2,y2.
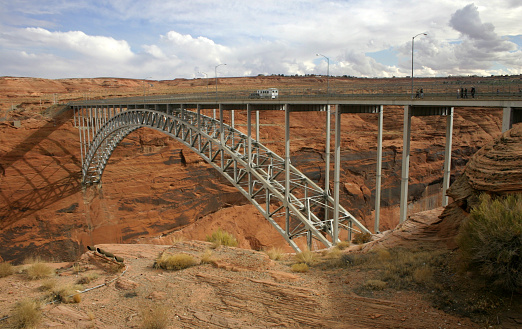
0,107,82,231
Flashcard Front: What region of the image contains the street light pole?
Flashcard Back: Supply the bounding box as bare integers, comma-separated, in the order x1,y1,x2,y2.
411,33,427,99
215,63,226,100
316,53,330,96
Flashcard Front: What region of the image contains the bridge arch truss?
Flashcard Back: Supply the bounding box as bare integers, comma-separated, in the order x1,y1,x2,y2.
72,103,370,251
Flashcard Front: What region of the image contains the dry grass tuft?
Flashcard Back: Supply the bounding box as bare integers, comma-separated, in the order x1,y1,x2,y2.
52,284,83,304
352,232,372,244
291,263,309,273
200,249,214,264
206,228,239,248
364,279,387,290
141,304,169,329
154,252,197,271
375,248,392,261
413,266,434,284
9,299,41,329
0,262,14,278
336,240,351,250
26,262,55,280
265,247,285,261
39,279,57,292
77,272,99,285
294,249,317,265
72,263,82,274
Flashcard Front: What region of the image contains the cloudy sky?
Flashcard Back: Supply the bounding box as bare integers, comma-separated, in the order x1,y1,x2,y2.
0,0,521,80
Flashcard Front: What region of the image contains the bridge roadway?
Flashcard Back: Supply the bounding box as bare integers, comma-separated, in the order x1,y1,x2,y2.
69,96,522,251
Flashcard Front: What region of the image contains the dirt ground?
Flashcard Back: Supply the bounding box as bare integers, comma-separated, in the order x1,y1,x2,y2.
0,208,497,329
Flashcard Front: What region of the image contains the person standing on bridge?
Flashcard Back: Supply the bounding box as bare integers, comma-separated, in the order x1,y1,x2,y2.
471,87,476,98
420,88,424,98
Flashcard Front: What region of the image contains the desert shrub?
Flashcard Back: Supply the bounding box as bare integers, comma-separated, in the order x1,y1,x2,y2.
77,272,99,285
336,240,351,250
206,228,238,248
39,279,57,291
154,253,197,271
72,263,82,274
26,262,55,280
380,248,445,289
294,249,317,265
352,232,372,244
364,279,387,290
413,266,434,284
318,247,348,268
457,193,522,292
375,248,392,261
0,262,14,278
200,249,214,264
52,284,83,304
291,263,309,273
9,299,41,329
141,304,169,329
265,247,285,261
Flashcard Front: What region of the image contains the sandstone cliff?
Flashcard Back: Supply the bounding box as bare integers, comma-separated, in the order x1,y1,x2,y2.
0,77,504,263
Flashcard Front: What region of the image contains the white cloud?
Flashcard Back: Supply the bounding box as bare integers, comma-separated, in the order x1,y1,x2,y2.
0,1,520,78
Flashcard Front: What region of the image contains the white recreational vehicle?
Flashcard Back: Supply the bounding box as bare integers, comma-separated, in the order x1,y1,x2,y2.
249,88,279,99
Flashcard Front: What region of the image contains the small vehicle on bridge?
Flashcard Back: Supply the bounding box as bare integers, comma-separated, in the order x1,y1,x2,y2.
249,88,279,99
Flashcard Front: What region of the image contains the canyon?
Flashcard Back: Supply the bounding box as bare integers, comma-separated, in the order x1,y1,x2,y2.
0,75,505,263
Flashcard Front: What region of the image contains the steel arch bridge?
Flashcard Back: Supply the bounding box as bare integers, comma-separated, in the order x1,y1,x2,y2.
74,103,370,251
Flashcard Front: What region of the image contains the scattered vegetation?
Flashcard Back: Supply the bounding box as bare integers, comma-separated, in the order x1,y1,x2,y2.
77,272,99,285
39,279,57,292
0,262,14,278
200,249,214,264
352,232,372,244
294,249,317,265
25,261,55,280
264,247,285,261
51,284,83,304
318,247,347,268
9,299,42,329
206,228,239,248
291,263,309,273
141,304,169,329
457,193,522,292
154,252,197,271
72,262,82,274
336,240,351,250
364,279,387,290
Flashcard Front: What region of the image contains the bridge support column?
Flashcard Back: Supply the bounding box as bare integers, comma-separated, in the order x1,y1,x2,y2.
502,107,513,132
333,106,341,243
197,105,201,150
325,105,331,225
284,104,290,237
374,105,383,233
256,110,260,166
247,105,253,195
219,105,224,169
442,107,454,207
400,105,412,223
